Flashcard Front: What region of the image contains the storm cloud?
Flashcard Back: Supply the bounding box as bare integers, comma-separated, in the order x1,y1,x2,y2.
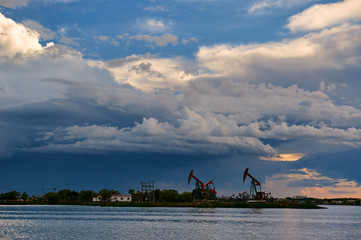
1,0,361,197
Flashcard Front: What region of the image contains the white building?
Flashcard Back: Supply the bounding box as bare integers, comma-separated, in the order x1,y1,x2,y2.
93,194,132,202
92,195,102,202
110,195,132,202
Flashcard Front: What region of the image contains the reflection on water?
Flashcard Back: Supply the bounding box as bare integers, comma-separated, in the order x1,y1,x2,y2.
249,208,263,215
0,205,360,239
186,207,218,224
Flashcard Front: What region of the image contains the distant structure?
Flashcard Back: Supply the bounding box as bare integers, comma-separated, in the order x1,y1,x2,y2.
242,168,272,202
93,194,132,202
141,181,155,202
110,194,132,202
188,170,217,200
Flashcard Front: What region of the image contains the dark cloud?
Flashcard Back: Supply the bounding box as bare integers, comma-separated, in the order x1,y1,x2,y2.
1,4,361,197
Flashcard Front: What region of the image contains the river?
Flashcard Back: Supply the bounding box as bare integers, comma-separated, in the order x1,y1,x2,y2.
0,205,360,239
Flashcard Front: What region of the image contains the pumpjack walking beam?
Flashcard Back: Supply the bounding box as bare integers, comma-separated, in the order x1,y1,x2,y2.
188,170,216,199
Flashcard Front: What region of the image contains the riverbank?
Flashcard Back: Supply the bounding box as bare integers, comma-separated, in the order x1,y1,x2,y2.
0,201,324,209
93,201,324,209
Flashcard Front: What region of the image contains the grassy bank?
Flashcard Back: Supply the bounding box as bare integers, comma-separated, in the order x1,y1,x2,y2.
1,201,324,209
78,201,323,209
115,202,322,209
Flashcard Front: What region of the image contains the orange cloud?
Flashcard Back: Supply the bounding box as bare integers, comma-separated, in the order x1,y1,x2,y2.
264,168,361,198
260,153,305,161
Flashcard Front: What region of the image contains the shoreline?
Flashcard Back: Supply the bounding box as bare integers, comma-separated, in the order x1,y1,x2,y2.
0,201,325,209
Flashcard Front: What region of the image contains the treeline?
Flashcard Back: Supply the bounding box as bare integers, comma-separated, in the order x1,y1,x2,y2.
0,191,29,202
0,189,194,204
0,189,97,203
130,189,193,202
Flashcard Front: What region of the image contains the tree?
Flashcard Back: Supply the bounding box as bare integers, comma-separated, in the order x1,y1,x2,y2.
45,192,58,203
0,193,4,201
3,191,21,201
161,189,179,202
58,189,71,202
179,191,193,202
79,190,96,203
128,189,135,196
132,191,143,202
21,192,29,201
68,191,78,202
154,189,161,202
99,188,113,202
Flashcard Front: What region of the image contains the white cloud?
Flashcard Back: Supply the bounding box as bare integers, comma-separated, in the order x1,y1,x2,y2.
59,36,79,46
30,75,361,156
288,0,361,32
0,12,44,60
93,35,119,46
185,79,361,127
253,121,361,147
93,35,109,42
0,0,29,8
181,37,197,45
143,6,168,12
35,114,276,155
249,0,315,14
319,81,336,94
89,54,196,92
136,18,173,33
0,0,79,8
0,44,113,108
2,10,361,163
128,34,178,47
196,24,361,77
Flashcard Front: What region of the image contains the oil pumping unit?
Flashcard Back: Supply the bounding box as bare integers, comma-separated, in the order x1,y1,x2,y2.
242,168,271,202
188,170,217,200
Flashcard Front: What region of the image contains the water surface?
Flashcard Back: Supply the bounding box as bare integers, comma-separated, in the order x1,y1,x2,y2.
0,205,360,239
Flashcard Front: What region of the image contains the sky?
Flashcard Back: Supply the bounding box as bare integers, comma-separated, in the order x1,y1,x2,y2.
1,0,361,198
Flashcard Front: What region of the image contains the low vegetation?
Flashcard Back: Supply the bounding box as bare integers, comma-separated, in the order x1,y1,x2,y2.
1,189,359,209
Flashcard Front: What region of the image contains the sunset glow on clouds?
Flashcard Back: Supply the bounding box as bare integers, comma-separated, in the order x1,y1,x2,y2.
260,153,305,162
265,168,361,198
0,0,361,197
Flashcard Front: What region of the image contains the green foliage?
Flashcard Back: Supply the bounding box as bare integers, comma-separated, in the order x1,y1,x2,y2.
98,188,118,202
132,191,143,202
179,191,193,202
128,189,135,196
0,187,207,204
21,192,29,201
45,192,58,203
130,189,193,203
154,189,161,202
205,186,216,200
0,191,21,201
160,189,179,202
58,189,70,201
78,190,96,203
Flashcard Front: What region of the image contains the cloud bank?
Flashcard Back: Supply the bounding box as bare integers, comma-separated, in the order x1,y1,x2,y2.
265,168,361,198
1,7,361,161
1,0,361,197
